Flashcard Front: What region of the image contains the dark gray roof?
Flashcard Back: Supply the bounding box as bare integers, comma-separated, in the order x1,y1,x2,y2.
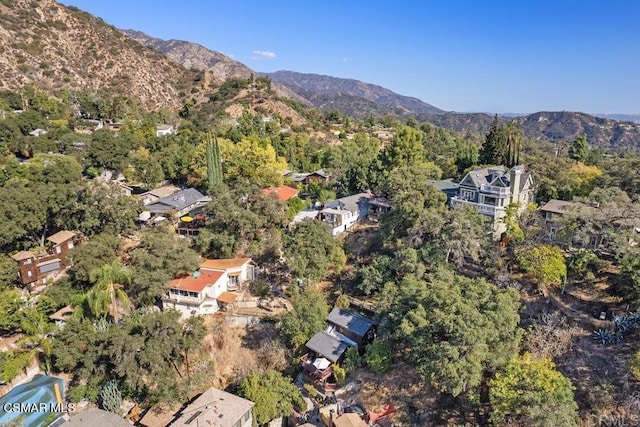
147,188,210,214
428,178,459,192
327,308,375,338
305,331,352,363
325,193,372,213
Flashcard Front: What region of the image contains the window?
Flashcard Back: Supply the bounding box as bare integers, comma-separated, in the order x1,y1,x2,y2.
243,410,251,422
229,274,239,286
23,258,32,265
461,190,475,200
482,196,497,206
27,270,33,277
545,212,553,221
68,241,74,249
55,245,61,254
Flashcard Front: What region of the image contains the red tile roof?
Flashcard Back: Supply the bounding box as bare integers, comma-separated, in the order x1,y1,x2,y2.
200,258,252,271
167,270,224,293
262,185,299,202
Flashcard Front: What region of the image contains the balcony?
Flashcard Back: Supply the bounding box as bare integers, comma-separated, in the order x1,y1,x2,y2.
451,197,506,218
480,185,511,196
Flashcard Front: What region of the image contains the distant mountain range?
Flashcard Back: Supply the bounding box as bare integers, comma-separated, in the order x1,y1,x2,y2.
2,0,639,149
266,71,444,117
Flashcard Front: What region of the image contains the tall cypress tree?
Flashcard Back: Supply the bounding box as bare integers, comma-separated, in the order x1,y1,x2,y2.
206,132,223,194
480,115,508,165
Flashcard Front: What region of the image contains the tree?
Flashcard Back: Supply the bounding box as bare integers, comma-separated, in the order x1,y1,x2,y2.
365,340,393,374
238,370,304,425
206,132,223,193
381,125,425,169
516,245,567,287
568,134,589,163
489,353,578,426
283,219,341,281
388,268,522,396
279,284,329,348
68,233,120,285
479,115,507,166
16,308,56,374
504,120,523,167
87,261,132,322
129,230,201,305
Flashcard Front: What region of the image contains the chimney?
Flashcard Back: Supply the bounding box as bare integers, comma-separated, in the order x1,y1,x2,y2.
509,166,523,205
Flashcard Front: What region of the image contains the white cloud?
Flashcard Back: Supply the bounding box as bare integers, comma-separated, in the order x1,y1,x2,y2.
341,57,350,63
251,50,276,60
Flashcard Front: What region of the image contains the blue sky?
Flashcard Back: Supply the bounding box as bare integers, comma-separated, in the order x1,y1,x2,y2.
60,0,639,114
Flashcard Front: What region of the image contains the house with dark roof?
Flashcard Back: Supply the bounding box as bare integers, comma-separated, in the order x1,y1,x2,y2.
449,165,535,239
288,169,331,185
327,307,377,346
145,188,211,218
300,308,376,393
320,193,373,236
428,178,460,201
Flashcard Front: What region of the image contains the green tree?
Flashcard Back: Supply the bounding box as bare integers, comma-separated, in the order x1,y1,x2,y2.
504,120,523,167
517,245,567,287
365,340,393,374
280,284,329,348
206,132,223,193
238,370,304,425
68,233,120,285
129,230,201,305
16,308,56,374
489,353,578,426
382,125,425,169
283,219,341,281
479,115,507,166
388,268,522,396
568,134,589,163
87,261,132,322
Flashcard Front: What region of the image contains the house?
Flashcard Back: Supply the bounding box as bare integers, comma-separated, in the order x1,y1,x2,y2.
539,199,577,244
450,165,535,239
428,178,460,201
63,408,130,427
301,309,376,393
320,193,373,236
170,387,254,427
288,169,331,186
138,185,181,205
145,188,211,218
262,185,299,202
326,307,377,346
11,230,82,292
163,258,257,319
156,124,174,137
49,305,75,329
368,197,391,222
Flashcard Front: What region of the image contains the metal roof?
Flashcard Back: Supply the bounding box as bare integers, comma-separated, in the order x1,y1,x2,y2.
327,308,375,338
305,331,352,363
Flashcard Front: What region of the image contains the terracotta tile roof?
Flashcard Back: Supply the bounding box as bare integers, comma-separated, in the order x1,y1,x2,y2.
200,258,252,271
216,292,238,304
47,230,77,245
11,251,35,261
167,270,224,293
262,185,299,201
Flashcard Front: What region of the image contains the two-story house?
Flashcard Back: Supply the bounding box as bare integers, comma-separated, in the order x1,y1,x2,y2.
300,308,376,393
163,258,257,319
450,165,535,239
170,387,254,427
11,230,82,292
538,199,576,244
320,193,373,236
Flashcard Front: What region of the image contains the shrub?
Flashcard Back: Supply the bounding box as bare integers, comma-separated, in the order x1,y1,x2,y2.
68,385,86,403
365,341,393,374
333,364,347,386
343,346,362,371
